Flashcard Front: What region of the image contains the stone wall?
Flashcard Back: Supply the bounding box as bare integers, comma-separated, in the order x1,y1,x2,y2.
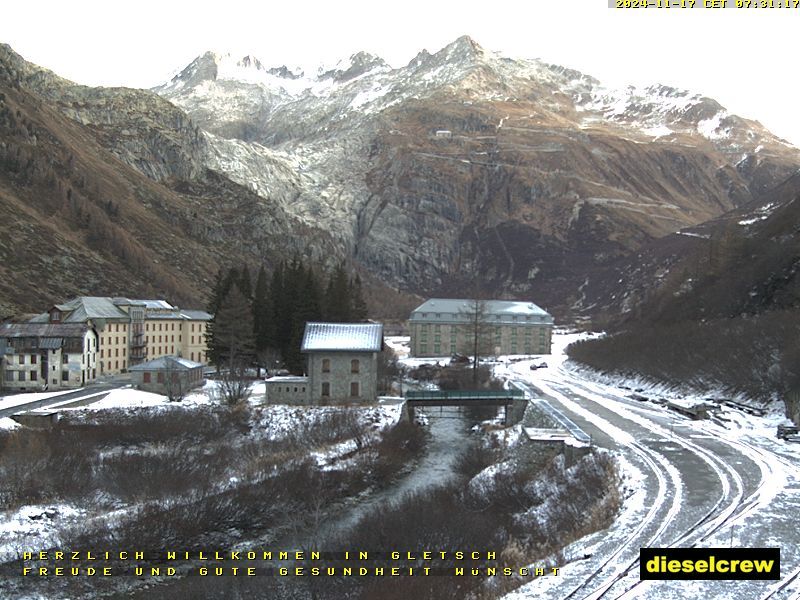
307,351,378,403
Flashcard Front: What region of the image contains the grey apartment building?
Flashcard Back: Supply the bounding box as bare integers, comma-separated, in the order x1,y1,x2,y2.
409,299,554,357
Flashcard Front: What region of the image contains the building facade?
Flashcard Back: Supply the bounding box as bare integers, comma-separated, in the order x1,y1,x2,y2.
409,299,554,358
0,323,98,392
129,356,205,397
264,322,383,405
263,376,310,404
30,297,211,376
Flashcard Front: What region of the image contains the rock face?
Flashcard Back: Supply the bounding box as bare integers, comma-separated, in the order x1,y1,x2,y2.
0,44,339,318
1,37,799,317
577,170,800,323
0,44,207,182
155,36,800,308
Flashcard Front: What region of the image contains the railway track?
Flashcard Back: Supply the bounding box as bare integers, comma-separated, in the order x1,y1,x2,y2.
507,364,795,600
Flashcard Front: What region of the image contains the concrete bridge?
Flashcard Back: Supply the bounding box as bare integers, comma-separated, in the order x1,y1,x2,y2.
404,389,525,424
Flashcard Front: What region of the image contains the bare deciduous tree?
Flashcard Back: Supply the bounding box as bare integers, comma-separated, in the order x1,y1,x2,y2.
459,298,493,385
163,359,185,402
211,361,253,405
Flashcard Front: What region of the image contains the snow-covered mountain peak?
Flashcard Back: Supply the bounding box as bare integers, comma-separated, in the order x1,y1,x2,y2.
318,51,390,82
442,35,486,61
154,35,796,161
157,50,309,93
416,35,489,72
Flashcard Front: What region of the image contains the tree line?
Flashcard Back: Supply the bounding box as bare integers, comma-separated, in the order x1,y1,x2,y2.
206,260,368,375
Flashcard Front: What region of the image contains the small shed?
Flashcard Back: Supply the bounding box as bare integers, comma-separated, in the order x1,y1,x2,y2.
434,130,453,139
524,427,591,466
264,375,310,405
129,356,205,397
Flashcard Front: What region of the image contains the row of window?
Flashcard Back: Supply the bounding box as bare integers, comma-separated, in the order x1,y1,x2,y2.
145,346,176,357
4,370,70,382
100,348,126,358
418,343,547,354
419,313,546,322
11,353,80,365
321,359,360,374
279,385,307,393
146,322,177,332
320,382,360,397
142,371,185,384
100,335,126,347
16,354,38,365
143,322,208,332
99,360,126,371
124,334,207,346
420,324,548,333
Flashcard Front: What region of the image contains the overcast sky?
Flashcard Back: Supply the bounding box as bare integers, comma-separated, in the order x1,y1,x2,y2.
2,0,799,145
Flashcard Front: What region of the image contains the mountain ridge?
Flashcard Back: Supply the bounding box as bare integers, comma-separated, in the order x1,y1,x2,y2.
1,37,799,320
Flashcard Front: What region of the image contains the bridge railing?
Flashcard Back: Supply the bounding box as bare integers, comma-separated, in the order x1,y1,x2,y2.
405,389,525,401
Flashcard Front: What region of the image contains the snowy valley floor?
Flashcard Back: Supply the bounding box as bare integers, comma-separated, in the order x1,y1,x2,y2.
492,331,800,600
2,332,799,599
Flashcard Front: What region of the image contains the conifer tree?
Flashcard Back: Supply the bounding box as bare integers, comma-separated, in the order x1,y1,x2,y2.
207,267,228,315
269,262,287,353
351,274,368,321
210,284,256,369
206,266,237,365
238,264,253,300
324,263,351,322
285,265,323,374
253,265,272,353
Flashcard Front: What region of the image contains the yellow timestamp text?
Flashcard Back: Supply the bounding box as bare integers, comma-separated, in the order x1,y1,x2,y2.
612,0,800,7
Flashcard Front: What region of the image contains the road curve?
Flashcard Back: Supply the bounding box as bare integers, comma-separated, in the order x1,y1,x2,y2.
503,362,800,600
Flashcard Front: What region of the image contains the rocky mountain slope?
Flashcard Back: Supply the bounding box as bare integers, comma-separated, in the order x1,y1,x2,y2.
566,171,800,409
1,37,798,319
571,166,800,323
155,36,800,311
0,44,340,317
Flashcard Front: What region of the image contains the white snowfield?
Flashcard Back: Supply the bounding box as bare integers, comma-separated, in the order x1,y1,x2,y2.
0,386,402,566
4,333,800,599
495,331,800,600
0,389,76,411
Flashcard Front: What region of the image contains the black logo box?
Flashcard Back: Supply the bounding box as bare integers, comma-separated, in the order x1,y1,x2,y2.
640,548,780,580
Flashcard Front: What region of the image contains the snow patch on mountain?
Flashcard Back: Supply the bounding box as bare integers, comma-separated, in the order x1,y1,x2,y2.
738,202,778,226
697,111,730,141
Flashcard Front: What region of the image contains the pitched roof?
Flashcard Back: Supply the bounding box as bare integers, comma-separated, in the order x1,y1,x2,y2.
179,309,213,321
128,356,204,371
29,297,212,324
0,322,91,338
409,298,554,324
301,322,383,353
30,297,130,323
137,300,175,310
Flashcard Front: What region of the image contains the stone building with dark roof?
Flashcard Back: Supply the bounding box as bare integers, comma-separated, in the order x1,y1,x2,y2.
0,323,98,392
129,356,205,398
265,322,383,404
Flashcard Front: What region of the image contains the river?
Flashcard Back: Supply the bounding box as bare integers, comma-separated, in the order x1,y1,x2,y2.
315,406,479,540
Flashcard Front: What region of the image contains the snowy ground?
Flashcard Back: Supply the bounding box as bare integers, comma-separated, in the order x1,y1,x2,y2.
62,379,250,411
1,379,270,415
0,416,20,430
6,335,800,598
0,389,77,410
0,382,402,570
492,330,800,599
